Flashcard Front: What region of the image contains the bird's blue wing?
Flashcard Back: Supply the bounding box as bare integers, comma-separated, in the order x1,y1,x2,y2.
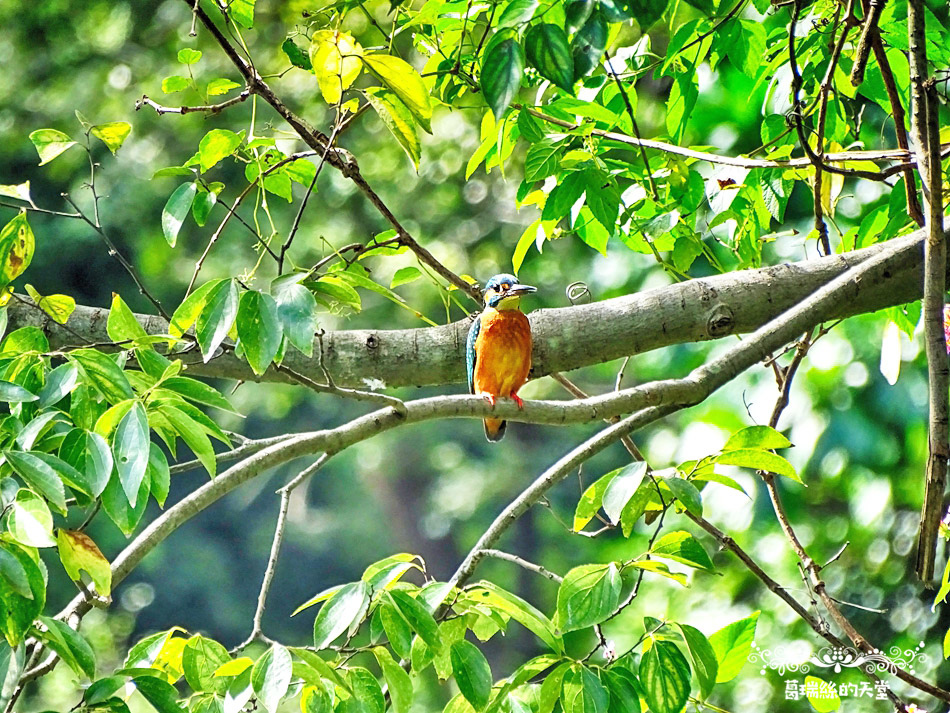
466,316,480,394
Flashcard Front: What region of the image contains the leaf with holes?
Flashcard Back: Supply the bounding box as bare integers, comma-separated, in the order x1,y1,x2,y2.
114,401,149,507
57,529,111,597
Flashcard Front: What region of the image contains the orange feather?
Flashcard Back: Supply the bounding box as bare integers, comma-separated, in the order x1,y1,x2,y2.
473,308,532,440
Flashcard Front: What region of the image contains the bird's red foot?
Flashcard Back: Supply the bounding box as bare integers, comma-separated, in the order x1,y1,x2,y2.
511,392,524,409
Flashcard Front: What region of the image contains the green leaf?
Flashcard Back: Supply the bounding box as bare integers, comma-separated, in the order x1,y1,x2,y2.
36,616,95,680
724,426,792,450
481,38,525,120
236,291,282,375
0,182,31,203
154,402,217,477
6,489,55,547
70,349,134,404
195,279,238,362
114,401,149,507
0,543,45,647
450,640,492,710
524,141,560,182
664,477,703,516
161,182,197,248
497,0,539,27
675,624,717,698
191,187,217,228
468,582,563,653
556,563,621,632
640,641,691,713
148,443,170,507
162,75,191,93
560,666,608,713
312,581,370,650
107,293,149,343
348,667,385,713
0,381,37,403
524,24,574,93
59,429,113,498
708,612,758,683
0,546,31,599
715,449,800,482
177,48,202,64
161,377,237,414
601,669,640,713
804,675,841,712
571,11,607,80
198,129,243,173
573,469,618,531
0,213,35,286
388,589,443,652
101,463,150,536
29,129,77,165
650,531,714,572
365,87,422,171
362,54,433,133
378,603,412,660
90,122,132,155
666,73,698,141
250,644,292,713
57,529,111,597
373,646,413,713
207,78,241,96
24,284,75,324
131,675,183,713
0,642,24,711
281,37,312,70
542,171,586,222
228,0,256,28
390,266,422,289
602,462,648,524
38,364,78,409
565,0,594,33
5,450,67,512
169,279,222,338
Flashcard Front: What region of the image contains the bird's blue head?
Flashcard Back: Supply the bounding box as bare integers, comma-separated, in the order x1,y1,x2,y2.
483,273,537,310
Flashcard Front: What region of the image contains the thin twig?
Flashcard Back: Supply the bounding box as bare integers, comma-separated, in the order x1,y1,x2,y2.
235,454,332,650
480,549,563,582
604,51,658,200
135,89,253,116
849,0,887,87
61,194,170,320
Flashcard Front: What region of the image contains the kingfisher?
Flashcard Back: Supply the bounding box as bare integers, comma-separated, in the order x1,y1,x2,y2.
466,273,537,441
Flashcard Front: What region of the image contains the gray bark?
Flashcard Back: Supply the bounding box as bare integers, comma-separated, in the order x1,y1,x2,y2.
9,225,941,389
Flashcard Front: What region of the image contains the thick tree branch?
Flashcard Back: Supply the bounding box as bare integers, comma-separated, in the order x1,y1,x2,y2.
13,224,947,388
912,0,948,579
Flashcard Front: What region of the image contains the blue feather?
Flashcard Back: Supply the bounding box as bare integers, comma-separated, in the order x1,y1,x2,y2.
466,315,480,395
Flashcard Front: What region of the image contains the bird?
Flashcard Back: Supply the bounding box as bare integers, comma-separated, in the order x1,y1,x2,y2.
466,273,537,441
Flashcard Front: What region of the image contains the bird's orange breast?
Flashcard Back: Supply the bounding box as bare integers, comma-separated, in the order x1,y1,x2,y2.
473,309,532,398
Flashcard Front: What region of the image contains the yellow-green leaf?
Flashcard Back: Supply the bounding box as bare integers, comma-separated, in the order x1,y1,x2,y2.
90,122,132,155
362,54,433,133
57,529,112,597
0,213,35,287
309,30,363,105
365,88,422,171
29,129,77,166
24,285,75,324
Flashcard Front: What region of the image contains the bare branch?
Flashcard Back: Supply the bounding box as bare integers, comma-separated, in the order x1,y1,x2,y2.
14,224,945,389
912,0,949,581
480,549,563,582
135,89,253,116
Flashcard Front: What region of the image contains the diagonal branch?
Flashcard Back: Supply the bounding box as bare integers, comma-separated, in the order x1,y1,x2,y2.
182,0,482,303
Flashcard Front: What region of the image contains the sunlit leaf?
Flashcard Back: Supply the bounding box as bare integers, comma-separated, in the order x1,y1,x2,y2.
28,129,76,165
57,529,112,597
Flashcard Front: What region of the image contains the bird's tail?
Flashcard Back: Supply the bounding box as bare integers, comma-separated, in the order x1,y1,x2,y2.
484,418,507,442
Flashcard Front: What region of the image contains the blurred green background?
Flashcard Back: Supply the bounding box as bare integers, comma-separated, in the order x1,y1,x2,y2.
1,0,947,710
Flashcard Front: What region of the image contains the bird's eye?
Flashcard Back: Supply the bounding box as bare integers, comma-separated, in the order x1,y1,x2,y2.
501,283,510,291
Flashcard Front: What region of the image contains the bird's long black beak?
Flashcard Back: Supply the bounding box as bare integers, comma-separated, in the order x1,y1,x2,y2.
505,283,537,296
